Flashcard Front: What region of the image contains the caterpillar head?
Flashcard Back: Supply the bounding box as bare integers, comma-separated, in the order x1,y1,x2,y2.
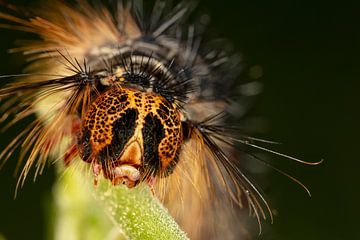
77,86,183,187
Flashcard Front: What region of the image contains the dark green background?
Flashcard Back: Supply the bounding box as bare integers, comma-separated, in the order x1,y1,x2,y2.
0,0,359,239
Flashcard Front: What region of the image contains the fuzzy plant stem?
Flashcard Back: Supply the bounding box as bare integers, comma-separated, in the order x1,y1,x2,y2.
51,163,188,240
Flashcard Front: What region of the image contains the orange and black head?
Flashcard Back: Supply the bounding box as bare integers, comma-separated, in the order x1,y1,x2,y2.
72,54,191,187
76,56,188,187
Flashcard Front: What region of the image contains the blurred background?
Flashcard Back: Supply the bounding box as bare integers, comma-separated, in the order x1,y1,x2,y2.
0,0,359,239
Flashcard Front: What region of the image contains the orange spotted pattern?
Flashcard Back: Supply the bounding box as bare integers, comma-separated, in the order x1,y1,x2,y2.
81,86,183,172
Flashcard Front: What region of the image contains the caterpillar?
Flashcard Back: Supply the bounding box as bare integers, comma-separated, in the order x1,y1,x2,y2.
0,0,321,239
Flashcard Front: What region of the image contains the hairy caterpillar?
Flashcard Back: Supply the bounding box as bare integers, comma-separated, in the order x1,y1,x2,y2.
0,0,322,239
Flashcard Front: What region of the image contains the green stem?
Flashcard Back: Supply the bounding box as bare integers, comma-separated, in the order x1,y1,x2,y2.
51,163,188,240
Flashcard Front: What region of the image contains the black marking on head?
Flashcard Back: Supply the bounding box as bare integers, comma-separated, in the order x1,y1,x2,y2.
118,94,128,102
156,109,167,120
99,108,138,163
142,113,165,177
159,103,170,116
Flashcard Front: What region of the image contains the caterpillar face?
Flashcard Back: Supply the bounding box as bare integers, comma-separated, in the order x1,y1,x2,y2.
78,86,183,187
